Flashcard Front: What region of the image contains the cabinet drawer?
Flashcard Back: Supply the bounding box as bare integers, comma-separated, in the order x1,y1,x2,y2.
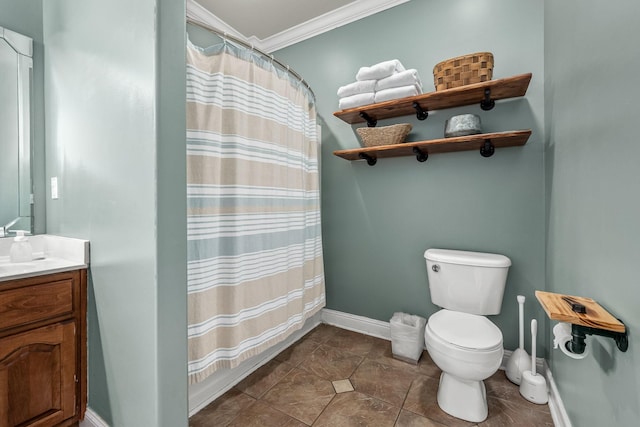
0,279,74,330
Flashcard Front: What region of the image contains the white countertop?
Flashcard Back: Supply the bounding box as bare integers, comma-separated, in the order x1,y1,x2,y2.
0,234,90,282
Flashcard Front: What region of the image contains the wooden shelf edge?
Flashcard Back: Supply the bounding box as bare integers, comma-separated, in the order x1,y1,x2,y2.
535,290,625,333
333,130,531,162
334,73,533,125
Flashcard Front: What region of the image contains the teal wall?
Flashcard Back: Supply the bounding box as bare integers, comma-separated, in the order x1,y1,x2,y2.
0,0,46,234
156,0,188,424
42,1,187,426
10,0,638,425
276,0,547,352
545,1,640,425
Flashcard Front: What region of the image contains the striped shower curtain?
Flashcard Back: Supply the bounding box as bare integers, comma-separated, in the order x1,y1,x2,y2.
186,40,325,384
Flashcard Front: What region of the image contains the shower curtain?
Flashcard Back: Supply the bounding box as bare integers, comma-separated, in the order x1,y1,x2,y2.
186,40,325,384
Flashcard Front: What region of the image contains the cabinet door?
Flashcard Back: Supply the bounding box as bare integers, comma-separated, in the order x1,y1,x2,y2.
0,321,76,427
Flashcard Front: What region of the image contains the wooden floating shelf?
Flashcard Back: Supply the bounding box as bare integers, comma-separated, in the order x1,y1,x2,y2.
333,73,532,125
535,290,625,333
333,130,531,162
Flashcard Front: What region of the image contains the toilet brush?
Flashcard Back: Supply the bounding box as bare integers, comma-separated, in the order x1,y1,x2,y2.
505,295,531,385
519,319,548,404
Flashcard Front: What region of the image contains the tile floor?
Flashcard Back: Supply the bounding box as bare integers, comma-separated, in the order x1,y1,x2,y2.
189,324,555,427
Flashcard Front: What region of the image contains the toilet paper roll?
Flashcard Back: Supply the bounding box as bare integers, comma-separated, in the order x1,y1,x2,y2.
553,322,588,360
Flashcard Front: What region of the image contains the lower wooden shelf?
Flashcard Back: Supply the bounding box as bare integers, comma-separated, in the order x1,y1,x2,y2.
333,130,531,164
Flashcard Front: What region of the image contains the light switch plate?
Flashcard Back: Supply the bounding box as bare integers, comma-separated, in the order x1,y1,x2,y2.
51,177,58,199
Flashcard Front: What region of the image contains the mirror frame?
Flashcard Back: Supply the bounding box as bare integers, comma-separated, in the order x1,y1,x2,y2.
0,26,33,234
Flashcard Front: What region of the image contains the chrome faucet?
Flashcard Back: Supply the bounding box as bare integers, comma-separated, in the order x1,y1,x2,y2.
0,217,20,238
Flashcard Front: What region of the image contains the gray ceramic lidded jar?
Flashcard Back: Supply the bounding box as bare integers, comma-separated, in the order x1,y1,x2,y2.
444,114,482,138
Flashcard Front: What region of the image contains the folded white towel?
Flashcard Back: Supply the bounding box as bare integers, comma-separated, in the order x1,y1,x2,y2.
374,85,421,103
375,69,423,92
337,80,377,98
338,92,376,110
356,59,406,81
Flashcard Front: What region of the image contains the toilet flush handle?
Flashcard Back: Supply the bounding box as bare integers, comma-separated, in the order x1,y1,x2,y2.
432,264,440,272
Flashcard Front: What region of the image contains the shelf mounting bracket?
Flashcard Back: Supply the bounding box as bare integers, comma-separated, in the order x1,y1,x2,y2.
358,152,377,166
413,102,429,121
480,88,495,111
480,139,495,157
413,147,428,162
568,321,629,354
359,111,377,127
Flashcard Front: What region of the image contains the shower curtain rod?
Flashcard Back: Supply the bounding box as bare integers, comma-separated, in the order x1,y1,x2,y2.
186,18,315,100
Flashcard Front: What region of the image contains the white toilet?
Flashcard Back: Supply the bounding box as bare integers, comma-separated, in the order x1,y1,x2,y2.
423,248,511,423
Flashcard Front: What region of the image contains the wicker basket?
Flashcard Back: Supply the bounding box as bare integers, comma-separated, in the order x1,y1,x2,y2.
433,52,494,91
356,123,412,147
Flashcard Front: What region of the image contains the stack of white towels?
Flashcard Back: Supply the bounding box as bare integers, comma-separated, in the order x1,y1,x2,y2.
337,59,423,110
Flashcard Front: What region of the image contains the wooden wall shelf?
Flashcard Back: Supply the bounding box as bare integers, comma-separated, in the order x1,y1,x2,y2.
536,290,628,353
535,290,625,333
333,130,531,165
333,73,532,126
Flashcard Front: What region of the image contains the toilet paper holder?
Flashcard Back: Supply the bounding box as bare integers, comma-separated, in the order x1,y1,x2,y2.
536,290,629,354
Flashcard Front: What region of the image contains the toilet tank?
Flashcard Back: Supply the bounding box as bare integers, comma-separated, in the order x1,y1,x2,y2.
424,248,511,315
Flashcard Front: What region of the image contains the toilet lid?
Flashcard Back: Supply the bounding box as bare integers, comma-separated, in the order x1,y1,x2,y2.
428,310,502,350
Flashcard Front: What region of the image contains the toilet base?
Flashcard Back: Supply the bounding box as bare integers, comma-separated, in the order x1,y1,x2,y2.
436,372,488,423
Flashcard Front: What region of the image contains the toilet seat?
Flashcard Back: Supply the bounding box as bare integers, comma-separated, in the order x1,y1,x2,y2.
427,309,502,351
425,309,503,373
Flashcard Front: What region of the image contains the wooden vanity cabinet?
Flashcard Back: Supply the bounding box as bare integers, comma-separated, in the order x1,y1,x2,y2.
0,270,87,427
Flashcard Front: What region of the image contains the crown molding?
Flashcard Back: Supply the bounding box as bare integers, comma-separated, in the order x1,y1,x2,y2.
187,0,410,53
186,0,245,40
261,0,410,52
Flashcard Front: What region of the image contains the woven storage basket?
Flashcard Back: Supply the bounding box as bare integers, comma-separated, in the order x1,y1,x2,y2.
356,123,412,147
433,52,494,91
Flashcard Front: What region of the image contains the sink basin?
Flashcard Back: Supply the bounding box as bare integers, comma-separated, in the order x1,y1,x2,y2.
0,235,89,282
0,261,40,275
0,257,49,276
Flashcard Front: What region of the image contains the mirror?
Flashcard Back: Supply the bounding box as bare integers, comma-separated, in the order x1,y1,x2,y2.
0,26,33,236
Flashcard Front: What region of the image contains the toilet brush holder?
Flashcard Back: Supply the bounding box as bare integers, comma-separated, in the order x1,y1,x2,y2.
506,295,531,385
520,369,548,404
519,319,548,404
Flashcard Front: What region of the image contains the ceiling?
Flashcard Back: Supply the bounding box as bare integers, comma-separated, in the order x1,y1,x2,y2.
187,0,410,52
196,0,355,40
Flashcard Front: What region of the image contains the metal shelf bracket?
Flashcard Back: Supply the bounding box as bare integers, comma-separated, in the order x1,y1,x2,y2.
413,147,428,162
358,152,377,166
480,139,495,157
359,112,377,127
568,321,629,354
413,102,429,121
480,88,495,111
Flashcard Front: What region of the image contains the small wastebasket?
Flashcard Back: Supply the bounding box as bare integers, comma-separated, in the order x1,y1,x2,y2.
390,312,427,364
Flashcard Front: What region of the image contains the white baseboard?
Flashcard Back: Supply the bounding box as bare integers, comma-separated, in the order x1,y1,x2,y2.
543,359,572,427
188,310,323,416
79,408,110,427
321,308,392,340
